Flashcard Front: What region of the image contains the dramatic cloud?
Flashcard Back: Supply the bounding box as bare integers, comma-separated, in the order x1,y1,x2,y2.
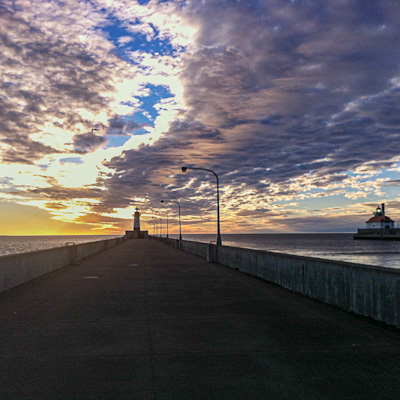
2,0,400,234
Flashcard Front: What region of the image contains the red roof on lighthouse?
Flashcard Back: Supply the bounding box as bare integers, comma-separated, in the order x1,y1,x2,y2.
366,216,394,223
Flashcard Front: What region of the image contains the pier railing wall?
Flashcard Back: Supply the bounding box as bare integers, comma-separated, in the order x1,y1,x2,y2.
0,237,125,294
152,236,400,329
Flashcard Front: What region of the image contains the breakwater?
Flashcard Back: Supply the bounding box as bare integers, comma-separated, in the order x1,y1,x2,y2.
154,236,400,329
0,236,125,294
354,228,400,240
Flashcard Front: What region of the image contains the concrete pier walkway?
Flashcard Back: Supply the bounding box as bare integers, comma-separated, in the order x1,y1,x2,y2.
1,239,400,399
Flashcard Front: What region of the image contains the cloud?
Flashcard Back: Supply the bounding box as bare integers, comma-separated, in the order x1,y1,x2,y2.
27,185,103,201
76,212,131,227
73,131,107,154
1,134,61,164
91,0,400,232
0,0,141,163
3,0,400,233
44,202,68,210
107,117,149,135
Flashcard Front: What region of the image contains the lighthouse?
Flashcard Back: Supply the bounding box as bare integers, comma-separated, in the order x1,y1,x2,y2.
354,203,400,239
133,207,141,231
124,207,148,239
365,203,394,229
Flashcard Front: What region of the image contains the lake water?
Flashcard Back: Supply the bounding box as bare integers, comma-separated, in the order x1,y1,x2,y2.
168,233,400,269
0,235,121,257
1,233,400,269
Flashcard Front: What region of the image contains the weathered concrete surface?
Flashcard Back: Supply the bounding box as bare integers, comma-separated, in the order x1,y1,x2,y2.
0,237,124,294
161,238,400,329
1,239,400,399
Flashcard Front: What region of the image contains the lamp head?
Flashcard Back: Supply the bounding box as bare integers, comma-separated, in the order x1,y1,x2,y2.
182,166,187,172
161,200,164,203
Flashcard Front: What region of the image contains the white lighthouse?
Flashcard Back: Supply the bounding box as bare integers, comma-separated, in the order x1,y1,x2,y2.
354,203,400,239
365,203,394,229
125,207,148,239
133,207,140,231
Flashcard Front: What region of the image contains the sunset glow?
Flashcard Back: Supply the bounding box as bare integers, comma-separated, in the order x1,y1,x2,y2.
2,0,400,235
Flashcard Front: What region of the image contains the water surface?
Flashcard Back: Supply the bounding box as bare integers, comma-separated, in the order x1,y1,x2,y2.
167,233,400,269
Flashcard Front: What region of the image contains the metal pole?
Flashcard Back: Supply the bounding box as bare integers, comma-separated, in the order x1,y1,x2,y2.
178,202,182,241
182,167,221,245
161,200,182,241
216,173,221,246
161,211,169,238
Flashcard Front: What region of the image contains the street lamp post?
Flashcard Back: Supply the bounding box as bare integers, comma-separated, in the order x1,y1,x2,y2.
155,212,162,237
152,217,158,237
161,200,181,241
160,211,169,238
182,166,222,246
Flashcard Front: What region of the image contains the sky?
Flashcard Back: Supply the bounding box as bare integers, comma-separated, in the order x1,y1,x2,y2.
2,0,400,235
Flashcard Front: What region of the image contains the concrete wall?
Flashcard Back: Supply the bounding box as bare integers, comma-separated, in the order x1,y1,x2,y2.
75,237,123,260
0,237,125,295
155,236,400,329
181,240,209,258
354,228,400,239
125,230,149,239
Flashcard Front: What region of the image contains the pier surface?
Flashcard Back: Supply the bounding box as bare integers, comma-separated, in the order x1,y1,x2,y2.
1,239,400,399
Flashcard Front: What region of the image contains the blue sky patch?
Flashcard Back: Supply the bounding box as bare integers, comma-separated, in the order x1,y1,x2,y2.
101,16,176,57
60,157,83,164
107,135,131,148
137,84,174,120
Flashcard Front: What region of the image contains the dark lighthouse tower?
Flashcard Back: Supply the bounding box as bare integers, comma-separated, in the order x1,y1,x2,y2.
133,207,141,231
